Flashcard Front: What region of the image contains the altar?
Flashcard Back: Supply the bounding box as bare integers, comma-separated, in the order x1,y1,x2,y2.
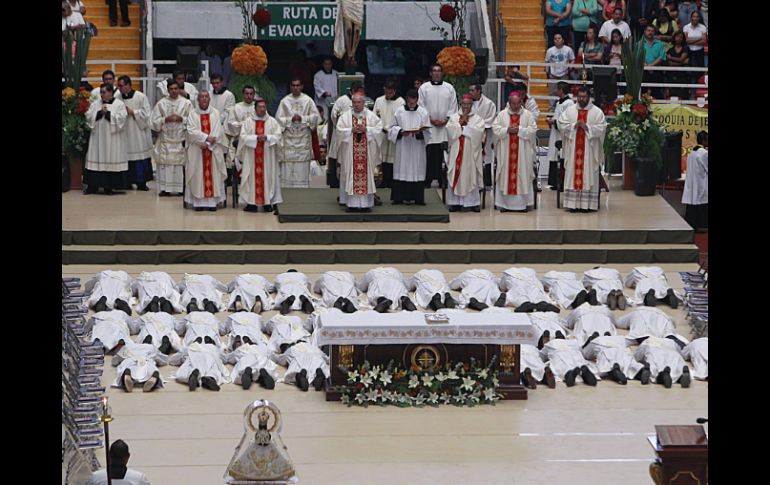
315,311,537,401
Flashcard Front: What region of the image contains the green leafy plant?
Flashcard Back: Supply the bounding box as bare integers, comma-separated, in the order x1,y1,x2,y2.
229,73,277,106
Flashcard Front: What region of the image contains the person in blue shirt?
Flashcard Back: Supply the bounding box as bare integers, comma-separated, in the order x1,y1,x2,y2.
641,25,666,98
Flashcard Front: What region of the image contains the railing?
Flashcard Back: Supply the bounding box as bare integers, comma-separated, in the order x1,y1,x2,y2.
488,61,708,117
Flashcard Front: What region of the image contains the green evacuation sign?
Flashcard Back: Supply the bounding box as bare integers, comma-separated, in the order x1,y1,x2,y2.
257,3,365,40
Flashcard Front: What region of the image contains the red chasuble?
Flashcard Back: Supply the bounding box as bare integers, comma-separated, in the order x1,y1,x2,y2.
573,109,588,191
200,114,214,198
351,115,368,195
507,114,521,195
253,120,266,205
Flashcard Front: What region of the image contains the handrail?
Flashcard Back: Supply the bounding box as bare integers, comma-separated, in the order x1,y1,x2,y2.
475,0,496,83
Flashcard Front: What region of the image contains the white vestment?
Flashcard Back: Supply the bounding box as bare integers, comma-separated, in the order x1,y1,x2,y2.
388,106,432,183
185,106,228,208
178,273,227,311
274,341,330,384
156,80,199,109
333,0,364,59
337,108,383,208
358,267,410,309
227,274,275,312
472,95,498,166
520,343,548,381
446,112,485,206
86,98,128,172
542,271,585,309
135,312,184,353
625,266,673,300
682,147,708,205
501,267,554,307
225,101,257,163
276,93,320,188
87,468,151,485
132,271,184,314
583,267,625,306
540,338,600,382
313,271,359,308
210,90,236,168
176,311,226,347
557,103,607,209
418,81,459,145
90,310,138,350
171,342,230,385
547,96,575,161
527,312,569,340
634,336,689,381
408,269,452,309
581,335,644,377
492,107,538,210
273,272,315,310
111,342,168,387
565,303,617,345
449,269,503,307
616,307,677,340
313,69,339,121
115,90,153,161
374,95,406,164
329,95,352,159
266,315,313,355
85,270,134,310
681,337,708,380
151,96,194,193
236,115,283,206
221,312,270,350
225,343,281,382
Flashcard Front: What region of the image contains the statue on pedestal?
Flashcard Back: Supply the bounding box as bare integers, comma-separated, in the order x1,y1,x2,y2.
333,0,364,73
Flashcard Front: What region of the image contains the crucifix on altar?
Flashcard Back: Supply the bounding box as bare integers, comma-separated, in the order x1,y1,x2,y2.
333,0,364,74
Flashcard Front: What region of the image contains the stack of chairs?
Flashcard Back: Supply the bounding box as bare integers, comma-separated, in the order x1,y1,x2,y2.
62,277,104,484
679,262,708,338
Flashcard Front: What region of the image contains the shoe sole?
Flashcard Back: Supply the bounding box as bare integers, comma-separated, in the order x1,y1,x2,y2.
143,378,158,392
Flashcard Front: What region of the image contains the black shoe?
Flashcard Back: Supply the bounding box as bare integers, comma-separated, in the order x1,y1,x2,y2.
158,191,170,197
201,376,220,391
85,185,99,194
333,297,345,311
656,367,672,388
342,298,357,314
142,335,153,344
467,297,489,311
146,295,160,313
580,365,597,386
429,293,445,311
636,363,651,385
295,369,309,392
258,368,275,389
241,367,253,390
400,296,417,312
587,288,599,306
521,368,537,389
203,336,216,345
194,337,203,344
159,297,173,314
607,290,618,311
232,295,246,312
571,290,588,309
188,369,200,391
194,207,205,212
514,301,536,313
471,205,480,212
534,301,553,313
665,335,687,350
643,289,657,307
537,330,551,350
666,289,679,309
279,295,296,315
300,295,315,314
374,297,392,313
494,293,507,307
242,336,254,346
448,205,460,212
186,298,200,313
93,296,108,313
679,366,691,388
609,363,628,385
159,336,173,355
616,291,627,310
136,184,149,191
583,331,601,348
251,296,263,314
312,368,326,391
244,204,259,213
543,367,556,388
443,292,458,309
263,204,273,212
203,299,219,314
564,368,577,387
555,330,566,339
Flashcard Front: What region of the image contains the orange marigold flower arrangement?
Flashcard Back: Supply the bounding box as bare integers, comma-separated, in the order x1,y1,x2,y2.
232,44,268,76
436,46,475,76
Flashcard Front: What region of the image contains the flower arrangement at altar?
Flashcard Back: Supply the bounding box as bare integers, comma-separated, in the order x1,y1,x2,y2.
603,39,665,166
339,357,504,408
62,87,92,156
231,0,276,105
437,45,475,77
423,1,477,100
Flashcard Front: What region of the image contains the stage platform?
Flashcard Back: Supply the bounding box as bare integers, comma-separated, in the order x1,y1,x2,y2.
62,179,697,265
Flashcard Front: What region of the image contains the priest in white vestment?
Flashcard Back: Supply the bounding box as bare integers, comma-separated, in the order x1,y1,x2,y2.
225,342,280,389
388,89,431,205
116,76,153,191
313,271,360,312
500,267,556,309
492,92,538,212
276,78,321,188
274,270,316,314
418,63,458,188
184,91,228,211
170,341,230,391
469,84,497,191
89,310,140,351
681,337,707,380
227,274,275,313
557,86,607,212
178,273,228,313
407,269,458,311
85,270,134,311
357,267,415,312
224,85,258,166
220,312,269,350
112,342,168,393
236,97,283,213
209,73,236,172
156,70,199,109
373,80,405,188
275,341,330,391
89,70,115,103
85,83,128,195
546,82,574,184
329,82,364,193
449,269,505,310
150,80,194,196
540,338,600,386
581,335,644,385
313,57,338,122
634,336,691,388
134,311,184,355
446,94,485,211
337,94,383,211
132,271,184,315
682,131,708,230
616,307,676,341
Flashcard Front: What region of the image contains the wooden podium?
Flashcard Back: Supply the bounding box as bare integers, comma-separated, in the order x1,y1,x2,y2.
648,425,708,484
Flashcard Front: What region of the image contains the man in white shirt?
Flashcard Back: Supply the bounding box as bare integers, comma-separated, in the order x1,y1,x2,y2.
388,89,431,205
86,439,151,485
84,83,128,195
682,131,708,230
276,78,321,188
373,79,405,188
116,76,153,191
156,70,199,109
547,81,574,187
418,63,458,188
545,34,575,99
469,84,497,191
599,7,632,43
314,57,339,121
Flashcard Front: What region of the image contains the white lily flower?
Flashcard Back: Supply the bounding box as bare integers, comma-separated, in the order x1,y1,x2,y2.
435,372,447,382
379,370,392,386
446,370,458,380
408,375,420,388
492,377,499,387
360,374,373,388
421,374,434,386
461,377,475,391
428,392,439,403
478,369,488,380
347,370,359,383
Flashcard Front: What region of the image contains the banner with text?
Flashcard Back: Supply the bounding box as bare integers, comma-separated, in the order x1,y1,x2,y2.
258,3,366,40
652,104,708,172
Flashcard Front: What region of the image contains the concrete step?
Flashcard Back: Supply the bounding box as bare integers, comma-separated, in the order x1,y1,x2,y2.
90,36,141,48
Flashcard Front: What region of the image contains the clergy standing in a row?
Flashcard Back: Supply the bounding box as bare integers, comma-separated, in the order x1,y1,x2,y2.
469,84,497,192
336,94,383,212
557,86,606,213
329,81,364,193
184,91,228,211
446,95,485,212
388,89,431,205
151,80,194,196
225,85,259,176
237,98,283,213
373,79,405,188
275,78,320,188
209,73,236,174
85,83,128,195
116,75,153,191
418,63,457,188
492,92,538,212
